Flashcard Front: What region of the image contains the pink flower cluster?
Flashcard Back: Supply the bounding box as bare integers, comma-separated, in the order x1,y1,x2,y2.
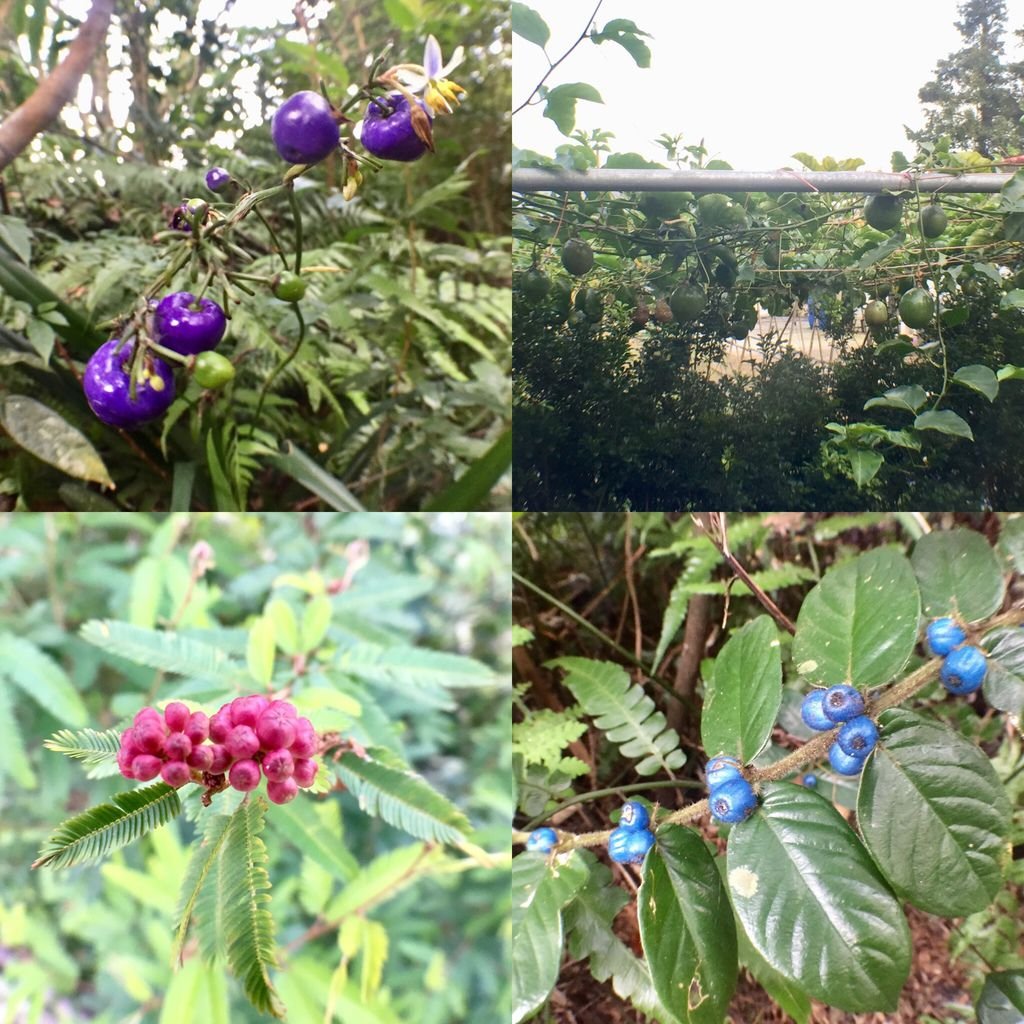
117,696,319,805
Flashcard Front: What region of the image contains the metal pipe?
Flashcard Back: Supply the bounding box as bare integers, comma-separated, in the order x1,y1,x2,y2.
511,168,1013,194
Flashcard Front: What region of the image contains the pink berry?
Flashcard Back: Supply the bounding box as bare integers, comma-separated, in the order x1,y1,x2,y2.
163,701,190,732
289,718,317,758
256,706,296,750
262,748,294,782
209,706,234,742
208,743,231,774
225,724,260,760
133,707,163,729
266,777,298,804
131,754,163,781
161,760,191,787
229,759,261,791
184,711,210,745
132,721,167,755
187,745,214,771
292,757,318,788
117,746,137,778
164,733,192,761
230,695,270,729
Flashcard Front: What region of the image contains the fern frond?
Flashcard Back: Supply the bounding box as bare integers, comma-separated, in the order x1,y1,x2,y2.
335,748,471,845
220,797,283,1019
79,620,245,683
511,708,587,772
32,783,182,869
44,727,121,777
547,658,686,777
173,810,235,963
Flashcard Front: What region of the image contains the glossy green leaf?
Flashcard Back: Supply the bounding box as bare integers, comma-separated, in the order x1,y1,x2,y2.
733,919,811,1024
0,632,88,726
911,528,1004,622
848,448,884,488
702,615,781,763
727,784,911,1013
638,827,737,1024
792,547,920,687
512,851,590,1024
913,409,974,440
0,395,114,487
858,709,1011,917
542,82,603,136
981,628,1024,716
511,2,550,47
977,970,1024,1024
953,364,999,401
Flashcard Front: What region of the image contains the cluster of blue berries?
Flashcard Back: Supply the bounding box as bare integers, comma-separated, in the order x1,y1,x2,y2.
926,617,988,695
525,826,559,854
607,800,656,864
801,684,879,776
706,756,758,823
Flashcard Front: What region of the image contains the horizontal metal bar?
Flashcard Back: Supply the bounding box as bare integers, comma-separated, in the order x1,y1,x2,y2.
511,167,1013,194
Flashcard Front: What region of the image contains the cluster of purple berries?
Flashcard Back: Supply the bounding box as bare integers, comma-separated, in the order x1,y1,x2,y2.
705,756,758,823
117,696,319,805
926,617,988,695
801,684,879,776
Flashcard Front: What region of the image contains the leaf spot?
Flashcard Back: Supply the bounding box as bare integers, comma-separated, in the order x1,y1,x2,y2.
729,867,758,897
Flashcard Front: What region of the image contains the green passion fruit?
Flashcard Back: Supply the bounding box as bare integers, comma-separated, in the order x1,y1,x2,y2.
574,287,604,321
898,287,935,329
919,204,948,238
561,239,594,276
864,194,904,232
519,269,550,302
638,191,692,221
863,300,889,328
669,283,707,321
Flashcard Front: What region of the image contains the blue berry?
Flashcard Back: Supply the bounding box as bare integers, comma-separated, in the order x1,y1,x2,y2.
836,715,879,757
709,777,758,824
801,690,833,731
823,684,866,723
618,800,650,832
802,773,818,788
706,754,744,790
940,645,987,695
925,616,966,657
828,741,868,776
525,827,557,853
608,825,654,864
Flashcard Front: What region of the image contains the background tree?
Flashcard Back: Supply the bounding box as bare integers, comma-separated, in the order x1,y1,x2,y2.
907,0,1024,156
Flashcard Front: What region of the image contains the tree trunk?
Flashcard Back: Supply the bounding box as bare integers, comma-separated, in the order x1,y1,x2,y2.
0,0,115,171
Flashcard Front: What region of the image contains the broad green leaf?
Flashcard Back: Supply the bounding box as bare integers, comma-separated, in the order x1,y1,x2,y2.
953,364,999,401
0,395,114,487
911,528,1004,622
638,827,737,1024
702,615,781,763
792,547,920,687
543,82,603,136
0,682,36,789
981,628,1024,716
33,783,182,869
512,851,590,1024
848,448,883,488
0,633,87,726
43,727,120,778
727,783,911,1013
549,657,685,776
336,748,471,844
129,556,164,629
977,971,1024,1024
511,2,550,47
913,409,974,440
858,709,1010,917
733,918,811,1024
264,598,300,656
300,594,332,651
246,615,276,685
591,19,652,67
996,363,1024,382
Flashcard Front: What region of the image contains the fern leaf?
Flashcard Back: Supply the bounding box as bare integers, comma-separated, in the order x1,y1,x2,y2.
335,748,472,844
32,783,182,869
173,810,235,963
221,797,283,1019
511,709,588,772
44,727,121,777
548,658,686,777
79,620,245,683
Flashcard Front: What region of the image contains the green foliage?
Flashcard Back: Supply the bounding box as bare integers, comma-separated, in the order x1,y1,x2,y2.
43,727,123,778
511,707,589,778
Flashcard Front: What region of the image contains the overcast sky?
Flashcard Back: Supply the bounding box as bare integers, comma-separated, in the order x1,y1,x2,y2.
514,0,1024,170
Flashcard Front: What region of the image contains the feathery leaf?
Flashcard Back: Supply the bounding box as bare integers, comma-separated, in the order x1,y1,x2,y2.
44,727,121,778
173,810,235,964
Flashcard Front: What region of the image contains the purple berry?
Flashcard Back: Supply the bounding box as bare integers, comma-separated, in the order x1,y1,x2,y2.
184,711,209,745
230,695,270,730
163,702,190,732
822,684,866,724
161,760,192,787
257,706,297,750
133,707,163,729
209,708,233,743
164,732,192,762
117,745,137,779
289,719,317,758
262,748,294,782
360,93,432,162
292,757,318,788
83,339,175,429
271,90,340,164
208,743,231,774
266,777,299,804
131,754,163,781
228,759,261,791
132,721,167,755
153,292,227,356
800,690,833,731
225,724,260,761
205,166,230,192
186,745,214,771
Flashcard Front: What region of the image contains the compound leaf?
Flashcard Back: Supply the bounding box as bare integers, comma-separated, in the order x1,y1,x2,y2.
44,727,121,777
0,632,87,726
727,783,911,1013
174,810,235,963
911,528,1005,623
549,657,685,776
33,782,182,869
857,709,1011,917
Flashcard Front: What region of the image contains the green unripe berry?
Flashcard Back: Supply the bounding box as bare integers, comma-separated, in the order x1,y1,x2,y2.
193,351,235,389
273,273,307,303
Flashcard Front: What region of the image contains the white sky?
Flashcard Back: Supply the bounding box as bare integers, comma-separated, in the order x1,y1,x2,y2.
514,0,1024,171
